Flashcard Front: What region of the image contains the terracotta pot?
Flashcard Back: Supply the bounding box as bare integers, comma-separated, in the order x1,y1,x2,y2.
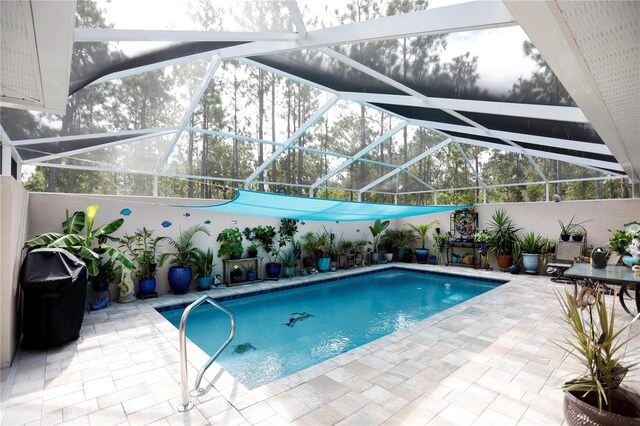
564,388,640,425
496,255,512,269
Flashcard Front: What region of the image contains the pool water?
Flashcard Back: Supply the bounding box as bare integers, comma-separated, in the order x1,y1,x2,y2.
160,268,504,389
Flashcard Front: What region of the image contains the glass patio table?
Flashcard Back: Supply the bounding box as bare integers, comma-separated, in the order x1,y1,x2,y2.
564,263,640,318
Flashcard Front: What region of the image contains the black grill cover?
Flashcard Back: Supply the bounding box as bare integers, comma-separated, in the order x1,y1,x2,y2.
20,248,88,349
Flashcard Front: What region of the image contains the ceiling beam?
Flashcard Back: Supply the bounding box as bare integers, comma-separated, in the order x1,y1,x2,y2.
88,2,516,86
74,28,299,42
156,56,221,174
310,122,407,190
285,1,307,39
339,92,589,123
360,138,452,193
244,95,339,185
12,127,177,146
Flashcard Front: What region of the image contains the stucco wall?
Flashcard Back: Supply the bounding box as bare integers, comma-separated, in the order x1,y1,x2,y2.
0,177,29,368
404,199,640,266
25,194,640,296
26,193,370,296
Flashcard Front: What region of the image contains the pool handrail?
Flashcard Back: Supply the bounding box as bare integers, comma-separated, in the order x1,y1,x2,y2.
177,295,236,412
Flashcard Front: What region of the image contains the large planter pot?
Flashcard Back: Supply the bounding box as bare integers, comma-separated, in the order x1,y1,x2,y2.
317,257,331,272
246,271,257,281
197,277,212,290
396,247,406,262
168,266,192,294
564,388,640,425
303,257,315,268
415,249,429,263
496,255,512,269
283,266,295,278
384,253,393,262
138,278,156,293
622,255,640,268
266,262,282,278
371,252,380,264
522,253,539,274
231,272,243,284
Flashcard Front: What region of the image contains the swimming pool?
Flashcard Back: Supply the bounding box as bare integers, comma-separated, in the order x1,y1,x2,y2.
160,268,505,389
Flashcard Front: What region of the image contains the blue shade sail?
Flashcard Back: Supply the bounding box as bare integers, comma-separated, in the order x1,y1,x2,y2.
181,190,462,221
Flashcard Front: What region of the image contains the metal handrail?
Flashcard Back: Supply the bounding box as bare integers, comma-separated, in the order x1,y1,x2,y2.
177,295,236,412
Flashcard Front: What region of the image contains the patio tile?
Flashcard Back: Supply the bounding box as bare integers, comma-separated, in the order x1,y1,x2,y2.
88,404,128,425
122,393,157,415
353,402,394,425
240,400,278,424
126,401,174,425
62,398,99,422
205,407,250,426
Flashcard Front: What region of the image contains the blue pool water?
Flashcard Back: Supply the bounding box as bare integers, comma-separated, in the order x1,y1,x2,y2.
160,268,504,389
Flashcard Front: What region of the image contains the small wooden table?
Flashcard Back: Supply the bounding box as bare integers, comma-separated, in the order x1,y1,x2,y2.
564,263,640,318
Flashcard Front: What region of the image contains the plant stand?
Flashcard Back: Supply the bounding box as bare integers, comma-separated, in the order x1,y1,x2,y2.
222,257,262,286
447,210,480,269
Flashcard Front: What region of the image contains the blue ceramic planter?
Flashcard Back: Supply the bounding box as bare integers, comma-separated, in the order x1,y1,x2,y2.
622,255,640,267
138,278,156,293
317,257,331,272
415,249,429,263
197,277,212,289
266,262,282,278
168,267,192,294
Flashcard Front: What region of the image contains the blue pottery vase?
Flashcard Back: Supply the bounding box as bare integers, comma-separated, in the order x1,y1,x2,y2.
168,267,192,294
415,249,429,263
317,257,331,272
138,278,156,293
266,263,282,279
622,255,640,268
197,277,212,290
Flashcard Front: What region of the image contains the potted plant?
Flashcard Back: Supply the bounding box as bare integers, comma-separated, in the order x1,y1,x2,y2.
242,263,258,281
405,220,439,263
246,242,259,258
509,242,522,274
474,230,492,269
520,231,542,274
369,219,390,264
23,204,133,278
119,227,166,294
315,232,331,272
539,237,557,274
230,264,243,284
158,225,210,294
301,231,317,269
559,217,576,242
216,227,244,259
380,232,395,262
248,225,282,278
354,239,370,266
388,229,416,262
280,249,298,277
433,231,451,265
572,230,585,242
487,209,521,270
462,252,475,265
557,284,640,424
192,247,216,290
608,222,640,267
279,218,299,247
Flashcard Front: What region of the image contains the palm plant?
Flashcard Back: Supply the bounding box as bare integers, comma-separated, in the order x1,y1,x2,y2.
369,219,390,253
520,232,542,254
192,248,216,280
119,227,166,280
487,209,521,257
557,285,638,411
23,204,133,277
158,225,210,268
405,220,439,249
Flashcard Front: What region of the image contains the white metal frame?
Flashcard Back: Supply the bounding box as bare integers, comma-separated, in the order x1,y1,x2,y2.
7,0,634,202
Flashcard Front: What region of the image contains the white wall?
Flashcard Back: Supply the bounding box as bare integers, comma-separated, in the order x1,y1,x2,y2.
25,194,640,295
0,177,29,368
27,193,370,295
403,198,640,259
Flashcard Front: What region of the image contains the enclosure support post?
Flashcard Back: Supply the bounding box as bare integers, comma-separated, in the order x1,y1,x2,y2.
153,176,159,197
545,183,550,202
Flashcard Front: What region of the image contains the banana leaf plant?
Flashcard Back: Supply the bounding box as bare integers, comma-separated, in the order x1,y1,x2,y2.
23,205,133,277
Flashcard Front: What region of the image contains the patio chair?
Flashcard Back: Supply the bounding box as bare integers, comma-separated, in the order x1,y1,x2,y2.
547,241,583,282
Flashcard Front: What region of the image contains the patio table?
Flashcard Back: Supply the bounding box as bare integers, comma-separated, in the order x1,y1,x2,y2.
564,263,640,318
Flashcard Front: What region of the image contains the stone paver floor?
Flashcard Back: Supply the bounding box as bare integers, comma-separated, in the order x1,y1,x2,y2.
1,264,638,425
